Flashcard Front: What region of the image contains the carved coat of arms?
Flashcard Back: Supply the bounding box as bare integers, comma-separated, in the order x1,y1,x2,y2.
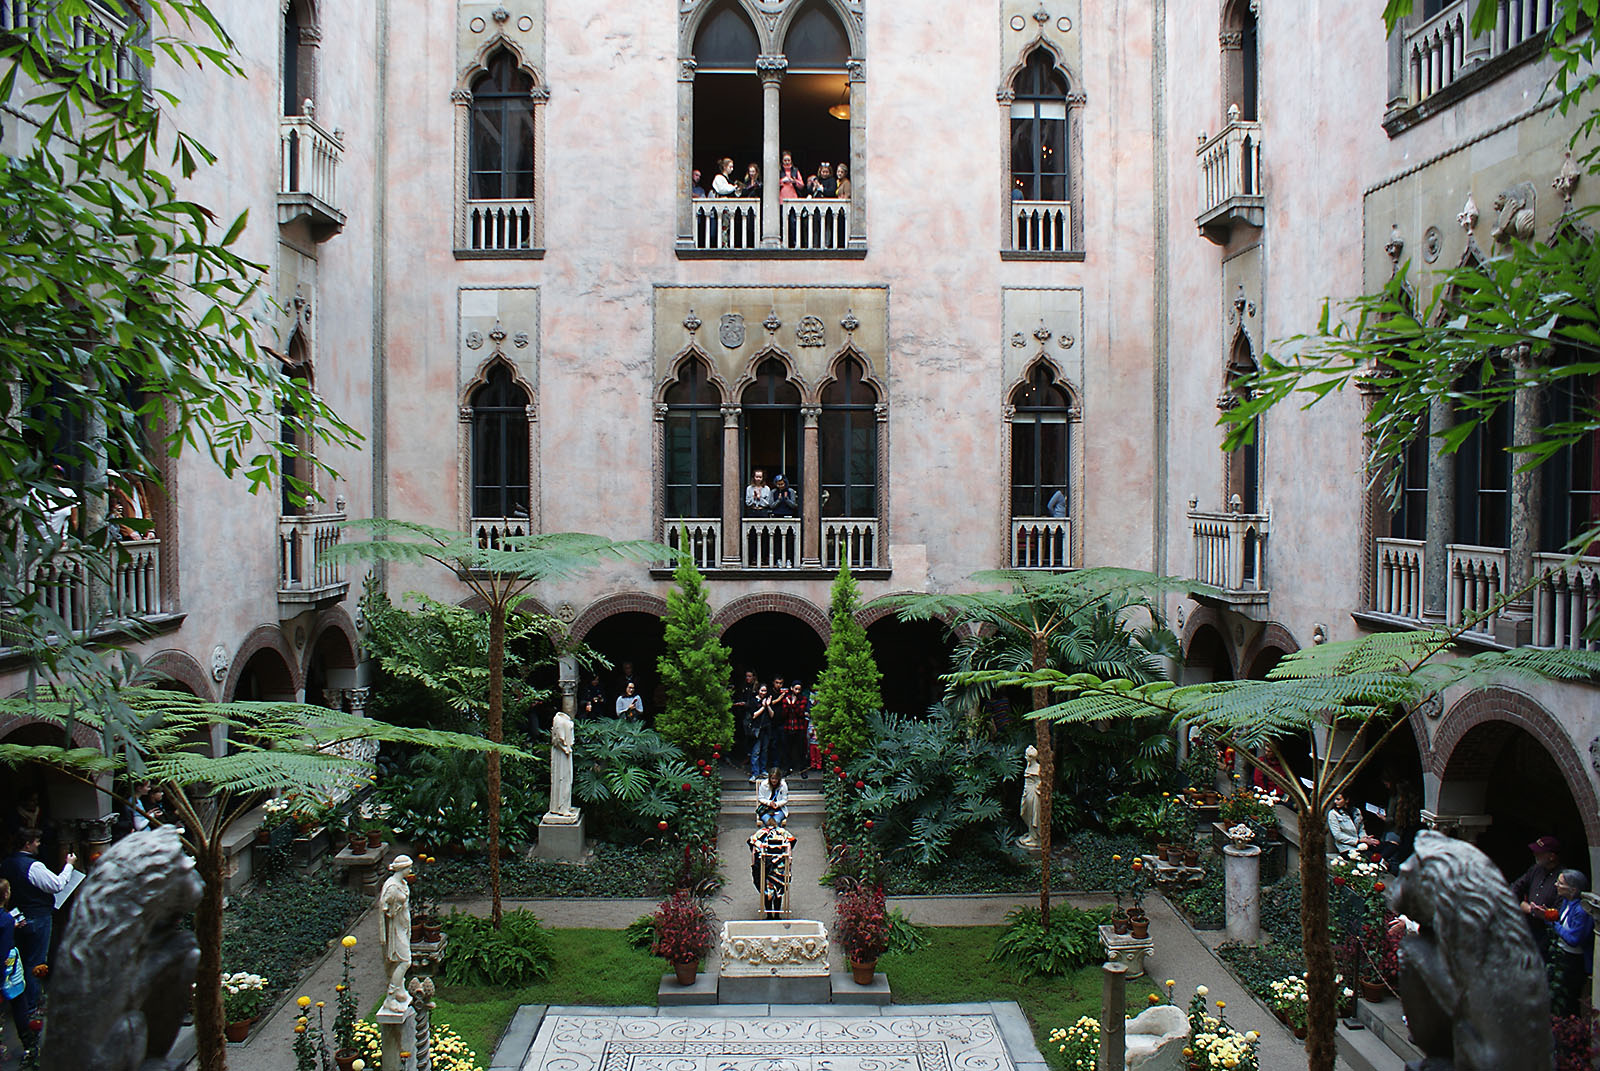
796,315,825,347
720,313,745,349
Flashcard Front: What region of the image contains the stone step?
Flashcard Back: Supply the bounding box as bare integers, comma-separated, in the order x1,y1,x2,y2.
1336,1020,1408,1071
1355,997,1422,1064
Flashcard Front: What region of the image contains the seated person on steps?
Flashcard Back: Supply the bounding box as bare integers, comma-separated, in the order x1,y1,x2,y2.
756,767,789,827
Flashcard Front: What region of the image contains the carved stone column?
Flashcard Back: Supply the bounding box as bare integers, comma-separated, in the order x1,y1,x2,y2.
846,57,866,248
758,55,786,248
1422,396,1456,622
676,59,697,246
721,405,742,567
1495,343,1542,647
450,89,472,251
802,405,822,566
344,686,371,718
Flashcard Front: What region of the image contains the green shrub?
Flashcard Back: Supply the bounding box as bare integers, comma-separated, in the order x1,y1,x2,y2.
880,851,1036,895
220,871,364,1010
1059,831,1150,890
426,843,671,899
886,908,931,955
1179,866,1225,929
573,717,718,848
989,905,1111,980
1260,873,1303,947
655,546,733,756
623,914,656,950
810,564,882,759
441,910,555,987
1216,941,1306,999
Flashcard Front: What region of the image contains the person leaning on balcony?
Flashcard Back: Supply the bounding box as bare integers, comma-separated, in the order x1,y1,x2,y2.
711,157,740,197
690,168,705,198
740,162,761,198
834,162,849,199
1046,489,1066,518
778,150,804,200
745,469,773,515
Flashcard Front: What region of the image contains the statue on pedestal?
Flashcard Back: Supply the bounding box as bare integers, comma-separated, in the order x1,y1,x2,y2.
548,710,576,820
379,855,414,1015
1018,745,1042,849
1389,830,1552,1071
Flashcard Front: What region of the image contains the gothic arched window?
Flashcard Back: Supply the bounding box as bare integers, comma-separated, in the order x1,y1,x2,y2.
820,357,878,518
470,363,531,520
664,358,724,519
1226,333,1261,515
1010,49,1070,203
741,358,802,512
470,52,536,201
1010,364,1073,519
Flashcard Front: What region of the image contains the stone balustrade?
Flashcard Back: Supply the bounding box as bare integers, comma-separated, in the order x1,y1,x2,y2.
778,198,849,251
278,114,345,235
742,518,801,569
471,516,530,551
1446,543,1507,639
1010,517,1071,570
1195,114,1264,241
823,518,878,569
692,197,760,250
1405,0,1550,106
2,0,136,96
663,519,721,571
1189,503,1269,599
278,512,347,606
1375,537,1426,621
465,198,536,253
1532,551,1600,651
689,197,850,252
1011,200,1072,253
109,537,162,619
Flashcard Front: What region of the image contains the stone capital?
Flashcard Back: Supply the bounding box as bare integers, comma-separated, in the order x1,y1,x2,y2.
721,404,742,427
757,54,788,84
679,58,698,83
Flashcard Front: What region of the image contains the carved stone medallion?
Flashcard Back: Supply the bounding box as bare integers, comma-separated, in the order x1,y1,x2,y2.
465,331,484,350
796,315,825,347
720,313,745,349
1423,226,1442,263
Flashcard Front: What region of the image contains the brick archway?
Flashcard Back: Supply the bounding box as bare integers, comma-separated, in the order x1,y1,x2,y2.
1431,686,1600,849
571,592,669,641
140,649,216,701
1181,605,1236,678
223,624,302,701
1238,622,1298,680
304,605,361,679
713,592,831,644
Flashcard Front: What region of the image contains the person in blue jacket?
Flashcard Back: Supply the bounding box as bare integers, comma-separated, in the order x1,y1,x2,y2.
1547,868,1594,1016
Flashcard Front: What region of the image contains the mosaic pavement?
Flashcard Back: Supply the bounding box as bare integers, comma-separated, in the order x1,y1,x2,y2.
517,1012,1024,1071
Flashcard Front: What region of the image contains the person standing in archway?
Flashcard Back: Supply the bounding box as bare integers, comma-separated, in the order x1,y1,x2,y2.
779,681,809,778
1513,835,1565,960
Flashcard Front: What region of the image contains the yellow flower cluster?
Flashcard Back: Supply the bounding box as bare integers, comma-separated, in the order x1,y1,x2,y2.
349,1018,484,1071
1189,1015,1260,1071
1046,1015,1101,1071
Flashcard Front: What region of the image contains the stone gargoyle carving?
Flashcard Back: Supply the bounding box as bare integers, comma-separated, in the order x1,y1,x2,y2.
1490,181,1537,245
39,826,203,1071
1387,830,1552,1071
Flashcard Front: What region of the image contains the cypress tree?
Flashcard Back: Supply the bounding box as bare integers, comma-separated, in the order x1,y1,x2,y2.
810,563,882,758
656,537,734,755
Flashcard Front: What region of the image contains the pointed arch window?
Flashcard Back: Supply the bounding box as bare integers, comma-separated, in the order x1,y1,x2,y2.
1452,363,1513,548
1011,50,1070,203
820,357,878,518
1540,365,1600,552
741,359,802,513
1010,364,1073,519
470,52,536,201
1226,334,1261,515
664,358,724,519
470,363,532,520
279,332,314,516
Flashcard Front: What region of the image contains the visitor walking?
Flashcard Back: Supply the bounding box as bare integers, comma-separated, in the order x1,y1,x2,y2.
1514,835,1565,959
1,879,34,1061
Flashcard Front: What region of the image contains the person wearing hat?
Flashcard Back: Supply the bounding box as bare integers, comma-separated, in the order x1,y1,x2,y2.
1513,835,1564,959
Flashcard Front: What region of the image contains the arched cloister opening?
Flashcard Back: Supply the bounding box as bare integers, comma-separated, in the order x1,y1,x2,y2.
722,611,827,693
230,646,298,703
690,0,761,187
865,617,951,717
1182,622,1234,683
304,622,357,710
1438,720,1591,885
582,611,668,728
0,721,102,856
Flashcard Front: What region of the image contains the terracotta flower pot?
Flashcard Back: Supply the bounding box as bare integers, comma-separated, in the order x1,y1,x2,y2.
1166,846,1185,864
673,959,698,985
1294,1025,1308,1040
1183,849,1200,867
1360,979,1387,1003
336,1051,361,1071
1112,916,1130,935
347,832,365,853
850,959,877,985
422,923,442,942
225,1020,252,1043
367,831,384,851
1129,919,1150,939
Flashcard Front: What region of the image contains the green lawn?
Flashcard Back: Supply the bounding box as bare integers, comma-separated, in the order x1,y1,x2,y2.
430,926,1159,1071
432,929,661,1060
881,927,1161,1071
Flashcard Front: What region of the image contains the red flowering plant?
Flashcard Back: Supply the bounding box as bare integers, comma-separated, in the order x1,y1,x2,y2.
650,891,714,965
835,883,891,964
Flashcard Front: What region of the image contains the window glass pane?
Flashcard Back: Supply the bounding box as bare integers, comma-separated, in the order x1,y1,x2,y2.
696,412,723,493
784,3,849,67
820,412,846,484
1012,421,1038,515
665,419,692,484
507,105,536,198
693,0,759,68
471,109,505,200
1039,419,1068,488
1010,119,1037,195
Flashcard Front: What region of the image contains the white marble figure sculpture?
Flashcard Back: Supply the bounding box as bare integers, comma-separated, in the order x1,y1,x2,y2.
1018,744,1043,849
379,855,414,1015
548,709,577,821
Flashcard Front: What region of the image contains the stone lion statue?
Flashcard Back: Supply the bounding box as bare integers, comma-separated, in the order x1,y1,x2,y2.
1387,830,1551,1071
39,826,203,1071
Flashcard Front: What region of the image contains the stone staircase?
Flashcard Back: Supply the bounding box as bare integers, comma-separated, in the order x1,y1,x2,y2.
719,765,826,820
1335,997,1418,1071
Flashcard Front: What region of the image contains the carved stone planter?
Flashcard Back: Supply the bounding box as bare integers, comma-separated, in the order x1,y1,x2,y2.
718,920,830,977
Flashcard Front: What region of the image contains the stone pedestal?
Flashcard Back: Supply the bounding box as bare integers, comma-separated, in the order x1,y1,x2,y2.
331,843,387,895
1098,961,1127,1071
531,810,585,860
1224,842,1262,944
376,1005,416,1071
1097,925,1154,978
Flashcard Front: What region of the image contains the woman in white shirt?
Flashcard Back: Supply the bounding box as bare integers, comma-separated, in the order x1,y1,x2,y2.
756,768,789,827
710,157,740,197
1326,792,1378,854
615,681,644,718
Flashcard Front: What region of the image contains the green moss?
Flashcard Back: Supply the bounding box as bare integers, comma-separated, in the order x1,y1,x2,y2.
881,927,1160,1071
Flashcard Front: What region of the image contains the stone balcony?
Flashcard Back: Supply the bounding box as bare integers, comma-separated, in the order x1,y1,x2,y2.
1187,497,1269,605
1196,111,1263,244
1010,517,1071,571
1,538,171,657
683,197,856,257
1386,0,1553,133
277,512,348,613
1009,200,1075,257
278,112,345,240
654,516,885,579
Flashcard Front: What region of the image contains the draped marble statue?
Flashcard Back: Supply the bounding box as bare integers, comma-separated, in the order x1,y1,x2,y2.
549,710,575,819
379,855,414,1015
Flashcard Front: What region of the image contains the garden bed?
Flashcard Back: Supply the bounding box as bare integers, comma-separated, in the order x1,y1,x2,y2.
427,843,684,900
219,862,365,1011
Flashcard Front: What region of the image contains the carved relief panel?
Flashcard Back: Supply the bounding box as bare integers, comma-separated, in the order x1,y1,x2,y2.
458,1,545,77
459,286,540,394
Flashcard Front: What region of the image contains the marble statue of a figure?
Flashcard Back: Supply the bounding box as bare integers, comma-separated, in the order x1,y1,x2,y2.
550,710,575,817
379,855,413,1015
1019,745,1043,849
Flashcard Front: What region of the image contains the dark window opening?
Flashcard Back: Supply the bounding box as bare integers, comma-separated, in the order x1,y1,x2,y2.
1010,364,1071,518
1239,9,1258,121
820,357,878,517
1390,422,1431,542
283,2,301,116
1453,372,1514,548
1010,49,1069,202
1227,337,1261,514
741,358,801,513
693,0,759,68
1540,370,1600,552
469,53,536,201
664,359,724,519
471,363,531,519
783,1,849,68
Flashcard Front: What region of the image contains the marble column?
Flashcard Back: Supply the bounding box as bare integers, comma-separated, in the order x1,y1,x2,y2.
377,1005,416,1071
675,60,696,247
1495,344,1542,647
1224,842,1262,944
802,405,821,566
721,404,742,567
758,54,786,249
1422,396,1457,623
1097,962,1127,1071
